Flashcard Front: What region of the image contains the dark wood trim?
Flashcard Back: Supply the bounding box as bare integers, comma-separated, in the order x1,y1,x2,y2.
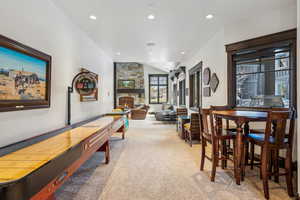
148,74,169,104
189,62,202,108
0,34,52,112
189,61,202,74
117,89,145,94
113,62,117,108
226,29,297,109
226,29,297,52
179,79,186,106
227,51,235,107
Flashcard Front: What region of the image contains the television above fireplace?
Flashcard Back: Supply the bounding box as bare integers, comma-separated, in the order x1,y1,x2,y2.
118,79,135,89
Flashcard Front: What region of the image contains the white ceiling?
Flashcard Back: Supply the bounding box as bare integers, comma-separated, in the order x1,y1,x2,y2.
52,0,295,71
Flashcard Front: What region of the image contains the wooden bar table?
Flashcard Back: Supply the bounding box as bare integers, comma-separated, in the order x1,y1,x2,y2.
212,110,268,185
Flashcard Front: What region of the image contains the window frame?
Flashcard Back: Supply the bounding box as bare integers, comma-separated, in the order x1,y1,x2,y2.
148,74,169,104
179,79,186,106
189,62,202,111
226,29,297,110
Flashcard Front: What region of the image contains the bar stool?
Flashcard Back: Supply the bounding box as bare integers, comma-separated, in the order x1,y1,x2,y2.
199,108,236,181
184,113,200,147
244,110,296,199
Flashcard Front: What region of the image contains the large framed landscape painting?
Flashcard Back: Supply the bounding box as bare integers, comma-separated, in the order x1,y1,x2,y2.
0,35,51,112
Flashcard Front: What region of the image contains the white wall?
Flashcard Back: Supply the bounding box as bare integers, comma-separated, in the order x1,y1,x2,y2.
0,0,114,148
181,3,297,109
143,64,169,112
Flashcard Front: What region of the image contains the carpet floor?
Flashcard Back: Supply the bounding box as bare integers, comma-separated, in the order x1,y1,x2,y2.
56,116,295,200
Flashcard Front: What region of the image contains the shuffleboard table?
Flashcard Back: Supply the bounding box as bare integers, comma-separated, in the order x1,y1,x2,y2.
0,116,126,200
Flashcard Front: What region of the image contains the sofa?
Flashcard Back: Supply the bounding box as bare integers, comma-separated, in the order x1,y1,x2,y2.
155,104,177,121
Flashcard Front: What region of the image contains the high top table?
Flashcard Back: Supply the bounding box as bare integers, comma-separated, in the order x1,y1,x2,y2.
212,110,268,185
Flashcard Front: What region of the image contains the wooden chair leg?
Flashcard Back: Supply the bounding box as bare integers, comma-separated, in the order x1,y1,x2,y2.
224,140,228,168
273,150,279,183
233,139,237,179
221,140,226,169
261,147,270,199
260,146,263,180
244,141,249,166
200,137,206,171
250,142,255,170
268,150,273,180
241,142,247,181
211,139,218,182
189,132,193,147
285,149,294,197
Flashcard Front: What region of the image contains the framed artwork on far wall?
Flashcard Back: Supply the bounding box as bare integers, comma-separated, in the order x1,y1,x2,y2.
0,34,51,112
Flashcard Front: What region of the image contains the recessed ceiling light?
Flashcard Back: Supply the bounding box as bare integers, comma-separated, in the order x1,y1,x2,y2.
206,14,213,19
181,51,185,55
116,52,121,56
89,15,97,20
146,42,156,47
147,14,155,20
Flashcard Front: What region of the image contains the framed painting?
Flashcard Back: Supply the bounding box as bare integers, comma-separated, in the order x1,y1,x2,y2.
118,80,135,89
0,35,51,112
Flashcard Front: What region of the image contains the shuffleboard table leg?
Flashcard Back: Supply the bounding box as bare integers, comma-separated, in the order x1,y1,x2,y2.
98,141,110,164
105,141,110,164
122,127,125,140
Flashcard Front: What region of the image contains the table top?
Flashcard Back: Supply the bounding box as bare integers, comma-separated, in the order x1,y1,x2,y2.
0,116,116,184
212,110,268,121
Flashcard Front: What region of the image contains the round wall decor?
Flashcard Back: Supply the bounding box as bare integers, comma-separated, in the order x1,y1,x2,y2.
74,73,98,96
203,67,211,85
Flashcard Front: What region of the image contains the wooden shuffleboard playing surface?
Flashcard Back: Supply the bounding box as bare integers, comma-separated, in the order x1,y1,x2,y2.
0,115,126,200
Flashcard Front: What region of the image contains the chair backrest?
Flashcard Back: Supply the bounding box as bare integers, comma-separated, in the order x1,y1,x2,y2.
210,105,233,111
119,96,134,108
264,109,296,148
199,108,213,139
190,113,200,134
176,108,188,116
210,105,233,129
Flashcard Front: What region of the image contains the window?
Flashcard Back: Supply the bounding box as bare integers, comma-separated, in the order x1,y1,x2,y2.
226,29,296,108
149,74,168,104
189,62,202,109
179,80,186,105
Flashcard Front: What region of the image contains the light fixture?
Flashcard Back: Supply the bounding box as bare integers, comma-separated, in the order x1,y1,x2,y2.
181,51,185,55
89,15,97,20
147,14,155,20
146,42,156,47
116,52,121,56
206,14,213,19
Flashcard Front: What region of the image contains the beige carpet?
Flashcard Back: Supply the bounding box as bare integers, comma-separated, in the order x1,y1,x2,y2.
57,116,295,200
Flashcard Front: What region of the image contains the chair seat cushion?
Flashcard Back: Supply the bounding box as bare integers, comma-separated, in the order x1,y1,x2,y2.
184,123,191,130
247,133,288,143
